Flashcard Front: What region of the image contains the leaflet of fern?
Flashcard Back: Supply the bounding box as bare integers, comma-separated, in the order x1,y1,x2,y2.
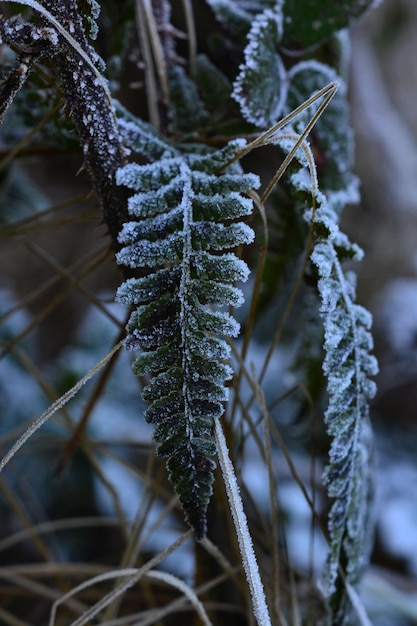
116,150,259,539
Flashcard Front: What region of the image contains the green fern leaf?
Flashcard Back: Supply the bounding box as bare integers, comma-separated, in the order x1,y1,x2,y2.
193,55,232,122
312,237,377,605
168,65,210,134
291,167,377,622
116,142,259,539
232,7,286,127
116,100,177,161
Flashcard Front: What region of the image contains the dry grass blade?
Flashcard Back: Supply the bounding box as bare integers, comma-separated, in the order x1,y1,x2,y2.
0,517,119,554
49,531,192,626
0,243,112,360
0,101,63,170
0,607,31,626
214,417,272,626
0,567,87,614
0,342,122,474
145,570,212,626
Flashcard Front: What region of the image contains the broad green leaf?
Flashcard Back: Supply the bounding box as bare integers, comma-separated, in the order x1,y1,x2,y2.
282,0,375,49
232,8,287,127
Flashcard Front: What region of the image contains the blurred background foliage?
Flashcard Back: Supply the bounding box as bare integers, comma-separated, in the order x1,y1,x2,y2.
0,0,417,624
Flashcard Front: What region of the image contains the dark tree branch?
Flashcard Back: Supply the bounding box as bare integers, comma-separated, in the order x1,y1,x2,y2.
0,2,129,247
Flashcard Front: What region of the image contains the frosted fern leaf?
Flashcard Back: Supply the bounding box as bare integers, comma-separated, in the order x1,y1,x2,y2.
312,236,377,598
285,145,377,621
116,143,259,539
116,110,176,162
168,65,209,133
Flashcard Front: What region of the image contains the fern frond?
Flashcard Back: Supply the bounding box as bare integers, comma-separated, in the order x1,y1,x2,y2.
168,65,209,134
116,144,259,538
116,101,177,161
293,169,377,621
265,127,376,619
312,234,377,609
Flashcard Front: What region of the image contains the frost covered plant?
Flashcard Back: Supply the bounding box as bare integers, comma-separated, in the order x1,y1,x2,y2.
295,166,378,621
115,141,259,539
0,0,380,624
0,0,128,240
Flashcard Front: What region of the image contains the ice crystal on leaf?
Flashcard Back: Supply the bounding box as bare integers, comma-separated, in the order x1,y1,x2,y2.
116,141,259,539
81,0,101,40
